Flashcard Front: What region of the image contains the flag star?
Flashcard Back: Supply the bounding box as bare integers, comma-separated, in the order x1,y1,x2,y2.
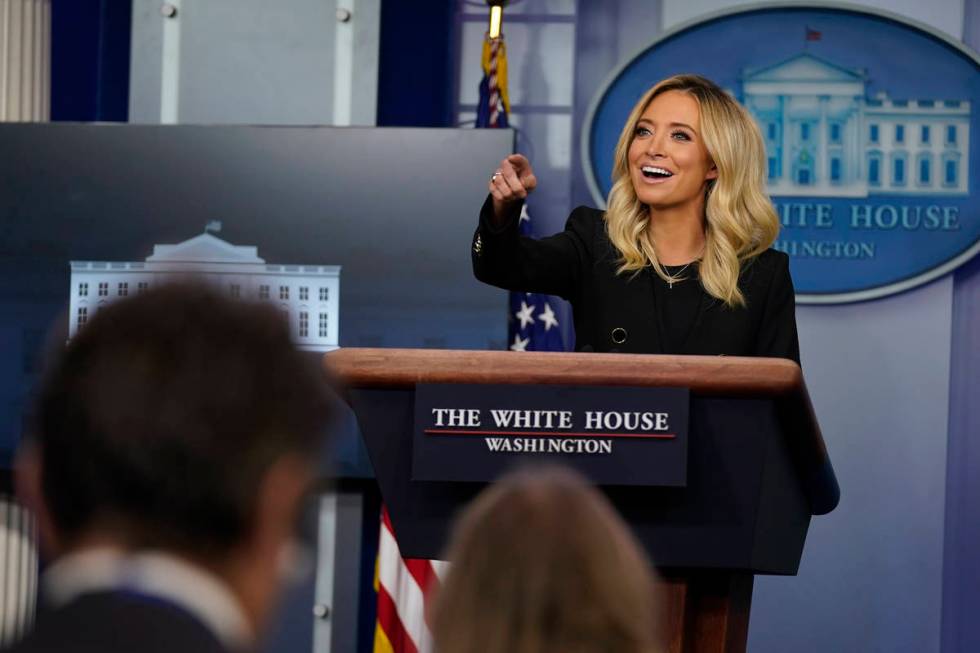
510,334,529,351
515,301,536,329
539,303,559,331
519,204,530,224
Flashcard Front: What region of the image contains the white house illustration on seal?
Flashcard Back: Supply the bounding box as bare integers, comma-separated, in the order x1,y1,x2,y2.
68,229,341,351
740,53,970,197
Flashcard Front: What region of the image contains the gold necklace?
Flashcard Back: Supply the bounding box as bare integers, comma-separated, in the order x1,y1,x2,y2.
666,261,695,289
664,245,705,289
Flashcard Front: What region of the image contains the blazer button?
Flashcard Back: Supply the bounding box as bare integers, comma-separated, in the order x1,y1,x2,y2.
611,327,627,345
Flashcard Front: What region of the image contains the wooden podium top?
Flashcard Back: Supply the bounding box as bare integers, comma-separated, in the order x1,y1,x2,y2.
324,348,802,395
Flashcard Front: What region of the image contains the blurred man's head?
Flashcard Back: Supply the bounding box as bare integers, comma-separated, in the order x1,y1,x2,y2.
17,282,333,635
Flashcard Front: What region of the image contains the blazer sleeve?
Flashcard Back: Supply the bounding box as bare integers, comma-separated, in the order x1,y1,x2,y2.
471,195,593,301
754,251,802,365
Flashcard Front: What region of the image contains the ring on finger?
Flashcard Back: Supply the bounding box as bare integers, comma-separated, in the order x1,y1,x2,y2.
490,170,503,182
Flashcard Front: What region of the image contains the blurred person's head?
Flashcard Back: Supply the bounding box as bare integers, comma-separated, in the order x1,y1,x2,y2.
16,282,333,637
432,466,662,653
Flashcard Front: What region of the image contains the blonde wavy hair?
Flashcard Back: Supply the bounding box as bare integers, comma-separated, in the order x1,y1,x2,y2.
605,74,779,307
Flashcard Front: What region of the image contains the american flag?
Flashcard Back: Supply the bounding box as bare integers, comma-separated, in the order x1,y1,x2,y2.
373,23,562,653
476,31,509,128
509,204,564,352
373,508,448,653
475,26,563,352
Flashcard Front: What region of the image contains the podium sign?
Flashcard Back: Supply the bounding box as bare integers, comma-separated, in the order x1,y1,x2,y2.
412,383,689,486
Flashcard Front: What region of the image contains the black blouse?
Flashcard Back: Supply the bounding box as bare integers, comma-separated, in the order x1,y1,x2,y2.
651,264,703,355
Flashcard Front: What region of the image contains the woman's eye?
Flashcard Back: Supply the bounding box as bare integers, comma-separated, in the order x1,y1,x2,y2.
672,131,691,141
635,126,651,137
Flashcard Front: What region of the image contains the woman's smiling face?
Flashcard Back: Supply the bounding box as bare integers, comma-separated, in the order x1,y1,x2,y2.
628,90,718,214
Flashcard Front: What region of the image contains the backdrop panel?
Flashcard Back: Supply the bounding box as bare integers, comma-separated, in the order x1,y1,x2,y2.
0,124,513,465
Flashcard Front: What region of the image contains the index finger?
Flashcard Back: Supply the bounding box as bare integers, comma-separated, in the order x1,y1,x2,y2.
506,153,530,171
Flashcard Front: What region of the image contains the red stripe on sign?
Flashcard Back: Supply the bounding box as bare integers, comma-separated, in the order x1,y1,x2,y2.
424,428,676,439
376,583,419,653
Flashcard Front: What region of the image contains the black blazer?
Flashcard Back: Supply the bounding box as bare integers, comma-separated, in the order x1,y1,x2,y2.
6,591,233,653
472,199,800,364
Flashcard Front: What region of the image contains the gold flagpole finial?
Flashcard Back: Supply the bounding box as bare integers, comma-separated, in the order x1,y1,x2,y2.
487,0,507,39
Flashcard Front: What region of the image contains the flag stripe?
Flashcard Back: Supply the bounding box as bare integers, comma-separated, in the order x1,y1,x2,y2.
375,583,418,653
430,559,451,582
381,509,442,599
405,558,441,599
377,514,434,652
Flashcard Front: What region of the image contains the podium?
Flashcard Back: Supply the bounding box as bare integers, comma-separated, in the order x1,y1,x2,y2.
324,348,838,653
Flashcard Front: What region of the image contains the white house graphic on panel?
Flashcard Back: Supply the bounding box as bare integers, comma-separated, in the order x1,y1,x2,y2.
740,53,970,197
68,229,341,351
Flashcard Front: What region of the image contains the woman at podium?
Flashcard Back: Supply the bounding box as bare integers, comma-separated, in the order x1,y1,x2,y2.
472,74,800,364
